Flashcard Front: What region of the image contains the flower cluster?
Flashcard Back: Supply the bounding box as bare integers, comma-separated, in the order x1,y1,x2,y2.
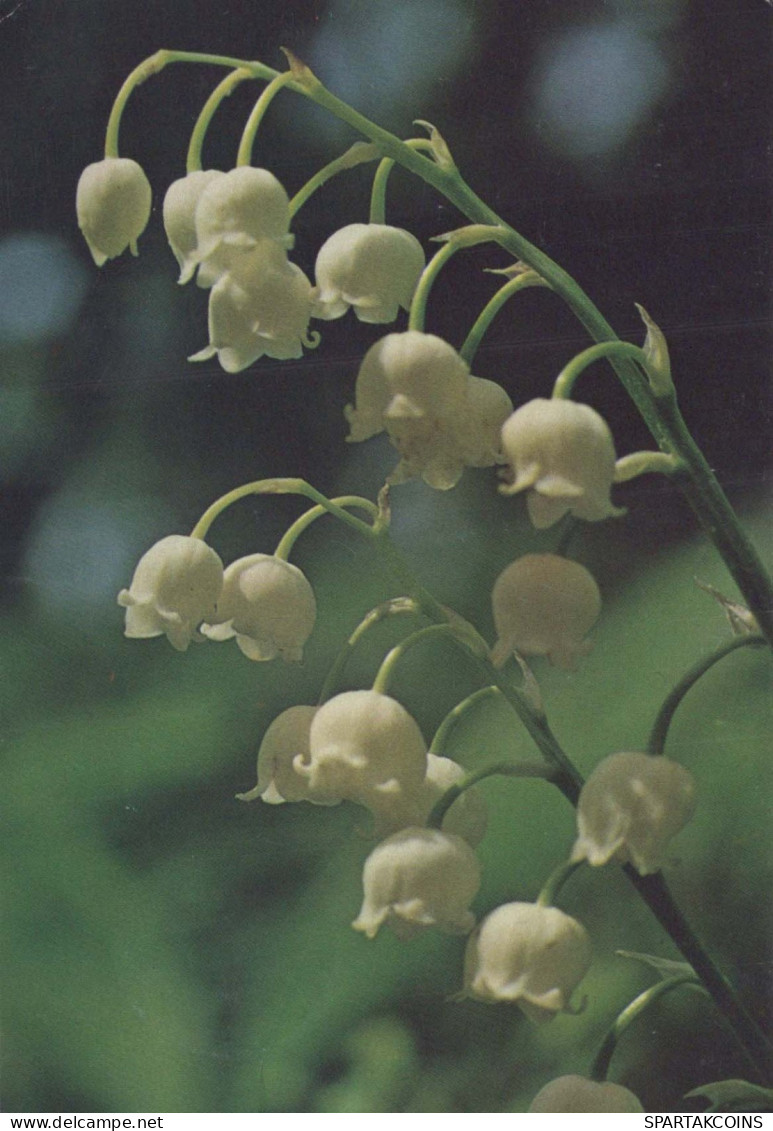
117,535,316,661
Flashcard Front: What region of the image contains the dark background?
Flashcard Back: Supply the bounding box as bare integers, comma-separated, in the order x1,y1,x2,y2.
0,0,770,1114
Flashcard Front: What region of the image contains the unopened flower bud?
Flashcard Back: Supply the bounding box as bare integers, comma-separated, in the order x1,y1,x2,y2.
162,169,225,284
491,553,601,670
189,241,313,371
117,535,223,652
529,1076,644,1113
571,751,697,875
295,690,428,806
500,398,624,528
202,553,316,661
76,157,152,266
462,901,592,1022
236,705,342,806
352,827,481,939
312,223,425,324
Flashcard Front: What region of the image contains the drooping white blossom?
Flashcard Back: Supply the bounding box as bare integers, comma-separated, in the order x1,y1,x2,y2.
364,753,488,846
491,553,601,670
499,398,624,527
312,223,425,324
457,376,514,468
462,901,592,1022
76,157,152,266
529,1076,644,1113
117,535,223,652
352,827,481,939
192,165,292,286
294,690,428,807
189,241,314,372
236,705,342,806
571,751,697,875
201,553,316,661
162,169,225,284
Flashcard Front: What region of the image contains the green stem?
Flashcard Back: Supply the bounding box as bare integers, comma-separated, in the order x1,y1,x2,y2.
372,623,458,695
236,70,295,167
408,225,508,333
459,271,549,366
317,597,421,705
274,495,378,560
552,341,650,400
536,858,584,908
368,139,435,224
104,49,276,158
288,142,381,217
647,634,766,756
427,759,554,830
590,974,703,1082
430,685,502,755
186,68,252,172
189,477,376,542
613,451,683,482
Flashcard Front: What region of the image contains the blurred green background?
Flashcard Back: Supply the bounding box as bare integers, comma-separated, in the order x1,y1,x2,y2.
1,0,771,1113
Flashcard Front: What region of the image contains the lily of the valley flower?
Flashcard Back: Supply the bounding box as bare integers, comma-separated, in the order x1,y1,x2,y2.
76,157,152,266
365,753,488,845
491,553,601,670
529,1076,644,1113
117,534,223,652
236,705,342,806
201,552,316,661
571,751,697,875
462,901,592,1022
189,241,314,372
345,331,512,489
294,689,428,806
499,398,624,527
352,827,481,940
312,223,425,324
162,169,225,284
192,165,292,287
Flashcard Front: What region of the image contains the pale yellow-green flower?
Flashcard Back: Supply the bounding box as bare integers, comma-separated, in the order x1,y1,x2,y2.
76,157,152,266
312,223,425,324
529,1075,644,1113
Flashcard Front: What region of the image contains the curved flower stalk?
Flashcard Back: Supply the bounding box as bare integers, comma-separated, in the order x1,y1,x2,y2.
499,398,623,528
529,1076,644,1113
76,157,152,266
117,534,224,652
352,826,481,940
189,241,315,371
293,689,428,807
201,552,316,661
462,901,592,1022
312,223,425,323
490,554,602,670
364,753,488,845
571,752,697,875
162,169,225,284
236,705,342,806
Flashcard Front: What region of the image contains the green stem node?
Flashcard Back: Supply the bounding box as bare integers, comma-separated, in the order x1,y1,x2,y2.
647,634,766,756
552,341,650,400
408,225,509,333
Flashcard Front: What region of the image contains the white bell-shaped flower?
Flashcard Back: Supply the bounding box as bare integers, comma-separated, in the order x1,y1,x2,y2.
236,705,342,806
352,827,481,940
162,169,225,284
500,398,624,527
192,166,292,286
189,241,314,372
457,376,514,468
571,751,697,875
491,553,601,670
462,901,592,1022
364,753,488,846
294,690,428,807
312,223,425,324
529,1076,644,1113
76,157,152,266
201,553,316,661
117,535,223,652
